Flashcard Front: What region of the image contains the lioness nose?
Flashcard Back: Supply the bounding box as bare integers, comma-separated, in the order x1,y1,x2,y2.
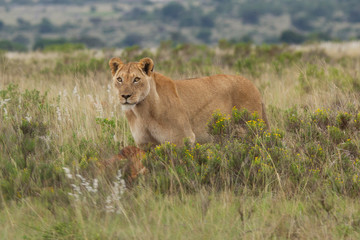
122,94,132,100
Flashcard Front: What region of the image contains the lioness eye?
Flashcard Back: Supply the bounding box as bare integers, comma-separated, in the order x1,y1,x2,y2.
133,77,140,83
117,77,123,83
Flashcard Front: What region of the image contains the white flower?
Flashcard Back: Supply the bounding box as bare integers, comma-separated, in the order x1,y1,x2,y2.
63,167,73,179
76,174,85,182
93,179,98,193
73,86,80,101
64,107,71,122
0,98,10,108
65,167,125,214
70,184,82,195
25,113,32,122
56,107,62,122
39,135,50,150
107,84,114,104
104,170,126,214
68,192,80,201
94,98,104,118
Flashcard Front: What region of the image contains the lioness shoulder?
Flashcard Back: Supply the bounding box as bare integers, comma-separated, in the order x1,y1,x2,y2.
109,57,268,149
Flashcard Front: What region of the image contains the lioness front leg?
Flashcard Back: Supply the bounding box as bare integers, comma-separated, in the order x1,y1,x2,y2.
164,128,195,147
137,142,157,151
147,124,195,147
184,131,195,146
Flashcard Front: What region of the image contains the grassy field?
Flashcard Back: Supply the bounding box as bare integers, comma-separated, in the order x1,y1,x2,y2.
0,42,360,239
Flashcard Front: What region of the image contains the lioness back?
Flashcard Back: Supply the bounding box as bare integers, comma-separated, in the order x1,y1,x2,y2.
175,74,265,143
109,57,268,148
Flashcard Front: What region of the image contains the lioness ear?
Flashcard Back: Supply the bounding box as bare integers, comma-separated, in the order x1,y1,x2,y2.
109,57,123,76
139,58,154,76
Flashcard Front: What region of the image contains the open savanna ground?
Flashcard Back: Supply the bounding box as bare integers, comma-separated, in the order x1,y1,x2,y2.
1,42,360,239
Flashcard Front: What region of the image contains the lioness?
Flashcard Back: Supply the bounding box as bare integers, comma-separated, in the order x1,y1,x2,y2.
109,57,268,149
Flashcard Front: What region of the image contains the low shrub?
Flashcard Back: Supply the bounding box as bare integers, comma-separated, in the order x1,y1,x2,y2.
142,107,359,196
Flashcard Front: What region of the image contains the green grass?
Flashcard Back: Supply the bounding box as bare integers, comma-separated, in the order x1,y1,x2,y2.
2,190,360,239
0,43,360,239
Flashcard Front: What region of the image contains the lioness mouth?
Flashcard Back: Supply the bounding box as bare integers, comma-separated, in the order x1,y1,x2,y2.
122,102,136,111
123,101,136,105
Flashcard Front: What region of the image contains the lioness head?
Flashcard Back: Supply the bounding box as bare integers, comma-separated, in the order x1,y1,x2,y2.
109,57,154,110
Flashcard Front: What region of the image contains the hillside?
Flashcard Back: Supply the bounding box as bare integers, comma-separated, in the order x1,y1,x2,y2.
1,0,360,51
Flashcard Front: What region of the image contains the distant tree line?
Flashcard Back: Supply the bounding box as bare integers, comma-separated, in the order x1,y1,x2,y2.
2,0,360,26
0,36,106,52
212,0,360,25
1,0,360,51
3,0,118,4
0,30,335,52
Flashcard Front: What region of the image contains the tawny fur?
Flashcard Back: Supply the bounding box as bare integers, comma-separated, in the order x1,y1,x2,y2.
102,146,146,182
109,57,268,149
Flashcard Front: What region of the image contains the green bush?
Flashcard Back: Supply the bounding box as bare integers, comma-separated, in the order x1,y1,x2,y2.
0,85,61,200
235,56,262,77
38,17,57,33
33,38,68,50
280,30,306,44
44,43,85,53
161,2,186,20
117,33,144,48
50,55,107,76
0,40,27,52
0,84,132,202
292,14,314,31
196,29,212,43
142,106,359,196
